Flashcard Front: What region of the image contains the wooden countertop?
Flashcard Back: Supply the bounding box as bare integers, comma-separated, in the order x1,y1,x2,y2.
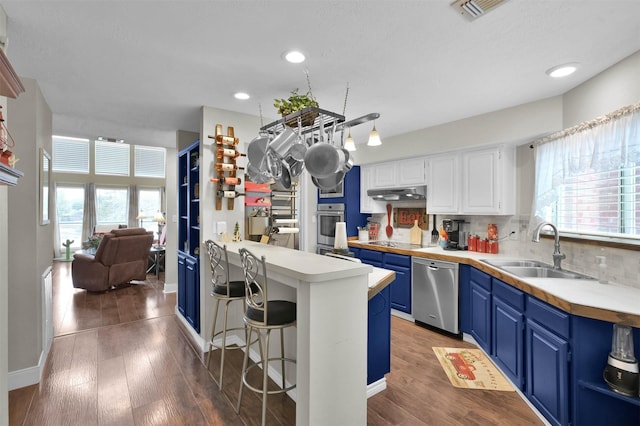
350,241,640,328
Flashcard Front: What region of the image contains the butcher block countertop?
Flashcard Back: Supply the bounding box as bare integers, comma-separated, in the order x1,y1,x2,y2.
349,241,640,328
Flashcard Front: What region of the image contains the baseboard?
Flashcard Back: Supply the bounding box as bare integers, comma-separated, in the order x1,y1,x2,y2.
174,306,207,355
391,309,414,322
367,377,387,398
163,282,177,293
8,345,50,391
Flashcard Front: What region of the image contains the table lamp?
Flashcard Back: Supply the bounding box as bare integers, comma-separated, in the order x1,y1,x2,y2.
136,210,147,228
152,210,166,245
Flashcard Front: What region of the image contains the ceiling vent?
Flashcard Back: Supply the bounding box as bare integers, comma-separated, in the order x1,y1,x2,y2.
451,0,510,20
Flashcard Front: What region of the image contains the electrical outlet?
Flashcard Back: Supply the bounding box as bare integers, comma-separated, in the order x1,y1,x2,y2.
509,230,518,240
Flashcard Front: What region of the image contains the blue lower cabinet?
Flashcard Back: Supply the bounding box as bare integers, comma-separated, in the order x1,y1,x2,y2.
177,252,187,316
526,317,570,426
572,316,640,426
491,279,525,390
526,296,570,426
469,268,492,353
178,251,200,333
359,248,383,268
368,285,391,384
383,253,412,314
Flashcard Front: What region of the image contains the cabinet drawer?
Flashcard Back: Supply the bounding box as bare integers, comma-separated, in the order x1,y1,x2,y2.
359,249,383,264
527,296,570,339
470,267,491,291
493,278,524,310
384,253,411,268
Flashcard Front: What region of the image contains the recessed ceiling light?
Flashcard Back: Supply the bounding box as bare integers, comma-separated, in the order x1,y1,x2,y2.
284,50,305,64
234,92,250,100
546,63,579,78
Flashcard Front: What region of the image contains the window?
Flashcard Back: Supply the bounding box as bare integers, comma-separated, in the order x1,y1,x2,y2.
135,146,166,178
96,186,129,226
95,141,130,176
137,188,162,233
531,105,640,242
56,185,84,249
52,136,89,173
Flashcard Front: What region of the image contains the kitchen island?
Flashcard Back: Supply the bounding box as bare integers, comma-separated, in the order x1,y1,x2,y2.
221,241,393,425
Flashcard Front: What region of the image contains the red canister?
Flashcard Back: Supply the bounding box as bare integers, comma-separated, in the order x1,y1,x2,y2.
488,224,498,241
477,238,486,253
488,240,499,254
468,235,478,252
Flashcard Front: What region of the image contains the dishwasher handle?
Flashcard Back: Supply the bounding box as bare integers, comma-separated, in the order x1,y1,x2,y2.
428,265,440,271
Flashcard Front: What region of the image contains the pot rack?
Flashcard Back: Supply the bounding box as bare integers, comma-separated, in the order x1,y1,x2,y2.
260,106,380,143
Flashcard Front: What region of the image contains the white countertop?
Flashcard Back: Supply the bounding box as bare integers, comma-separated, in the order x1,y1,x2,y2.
353,241,640,322
223,240,371,283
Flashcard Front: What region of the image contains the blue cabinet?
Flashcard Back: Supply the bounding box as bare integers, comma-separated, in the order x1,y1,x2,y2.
185,255,200,332
358,250,412,314
383,253,411,314
318,165,368,237
525,297,570,426
368,285,391,384
177,140,201,333
491,278,525,390
469,267,492,353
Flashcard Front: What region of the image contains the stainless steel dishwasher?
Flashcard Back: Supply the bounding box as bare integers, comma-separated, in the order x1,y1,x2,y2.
412,257,460,335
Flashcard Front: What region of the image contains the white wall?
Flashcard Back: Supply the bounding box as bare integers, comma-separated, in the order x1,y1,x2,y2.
197,106,262,342
7,77,53,387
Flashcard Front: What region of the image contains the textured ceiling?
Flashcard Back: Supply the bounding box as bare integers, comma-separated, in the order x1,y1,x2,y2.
2,0,640,148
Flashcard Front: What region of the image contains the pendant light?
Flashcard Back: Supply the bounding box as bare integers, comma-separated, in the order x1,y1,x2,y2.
344,128,356,151
367,121,382,146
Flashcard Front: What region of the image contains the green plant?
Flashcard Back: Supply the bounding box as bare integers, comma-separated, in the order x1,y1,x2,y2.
273,88,319,116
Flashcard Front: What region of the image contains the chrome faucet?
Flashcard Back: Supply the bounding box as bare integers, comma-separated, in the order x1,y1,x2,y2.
532,222,565,269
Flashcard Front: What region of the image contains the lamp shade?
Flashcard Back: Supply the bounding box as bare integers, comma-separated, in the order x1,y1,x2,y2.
136,210,147,220
367,123,382,146
344,130,356,151
152,210,166,223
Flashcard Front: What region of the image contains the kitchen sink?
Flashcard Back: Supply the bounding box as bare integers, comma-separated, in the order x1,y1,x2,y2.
481,259,595,280
481,259,548,268
501,266,594,280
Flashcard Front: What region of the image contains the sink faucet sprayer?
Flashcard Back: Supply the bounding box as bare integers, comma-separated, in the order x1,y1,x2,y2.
531,222,566,270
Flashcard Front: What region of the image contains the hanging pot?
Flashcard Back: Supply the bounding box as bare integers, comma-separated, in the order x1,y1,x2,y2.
304,143,345,178
275,159,292,190
312,171,346,190
267,126,299,159
247,162,274,184
247,135,270,169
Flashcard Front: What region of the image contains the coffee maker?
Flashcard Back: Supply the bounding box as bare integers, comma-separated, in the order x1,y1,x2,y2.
603,323,639,396
442,219,467,250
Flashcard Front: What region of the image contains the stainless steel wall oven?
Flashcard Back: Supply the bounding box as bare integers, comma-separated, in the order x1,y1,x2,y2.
316,203,345,247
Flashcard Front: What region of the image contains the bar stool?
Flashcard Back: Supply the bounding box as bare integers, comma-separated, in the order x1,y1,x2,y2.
236,247,296,426
204,239,248,390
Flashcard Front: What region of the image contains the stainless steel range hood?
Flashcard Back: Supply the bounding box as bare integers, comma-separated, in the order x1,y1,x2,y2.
367,187,426,201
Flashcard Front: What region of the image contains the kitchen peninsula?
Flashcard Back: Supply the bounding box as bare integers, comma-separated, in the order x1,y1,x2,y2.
221,240,394,425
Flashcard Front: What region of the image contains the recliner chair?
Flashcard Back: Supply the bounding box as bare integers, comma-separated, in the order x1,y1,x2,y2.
72,228,154,291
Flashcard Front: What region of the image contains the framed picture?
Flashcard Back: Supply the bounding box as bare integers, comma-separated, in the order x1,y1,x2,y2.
40,147,51,225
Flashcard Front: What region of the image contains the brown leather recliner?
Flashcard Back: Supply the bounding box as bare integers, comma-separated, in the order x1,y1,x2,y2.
72,228,154,292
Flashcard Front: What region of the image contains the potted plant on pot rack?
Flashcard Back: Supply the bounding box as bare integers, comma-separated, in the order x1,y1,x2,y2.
274,88,319,127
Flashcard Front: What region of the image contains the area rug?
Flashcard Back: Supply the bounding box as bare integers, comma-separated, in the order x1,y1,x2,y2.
432,347,514,391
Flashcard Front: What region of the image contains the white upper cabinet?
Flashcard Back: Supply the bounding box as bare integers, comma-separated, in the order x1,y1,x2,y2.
426,153,460,214
371,158,427,189
360,165,386,213
426,145,515,215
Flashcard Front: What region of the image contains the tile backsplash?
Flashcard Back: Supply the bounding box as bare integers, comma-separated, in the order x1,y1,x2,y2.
370,213,640,289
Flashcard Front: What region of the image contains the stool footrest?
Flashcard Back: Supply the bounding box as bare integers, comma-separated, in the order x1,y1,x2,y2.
242,357,297,395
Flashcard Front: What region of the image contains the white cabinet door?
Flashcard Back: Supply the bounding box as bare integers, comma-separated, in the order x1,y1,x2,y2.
462,145,515,215
372,162,396,188
360,165,386,213
426,153,459,214
398,157,426,186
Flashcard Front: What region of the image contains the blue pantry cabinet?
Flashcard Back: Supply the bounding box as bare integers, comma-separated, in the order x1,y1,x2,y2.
177,140,201,333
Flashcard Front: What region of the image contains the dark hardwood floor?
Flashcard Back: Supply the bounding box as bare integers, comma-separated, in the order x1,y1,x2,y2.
9,261,543,425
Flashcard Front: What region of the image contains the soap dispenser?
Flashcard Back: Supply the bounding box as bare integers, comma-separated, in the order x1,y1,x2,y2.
596,255,608,284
